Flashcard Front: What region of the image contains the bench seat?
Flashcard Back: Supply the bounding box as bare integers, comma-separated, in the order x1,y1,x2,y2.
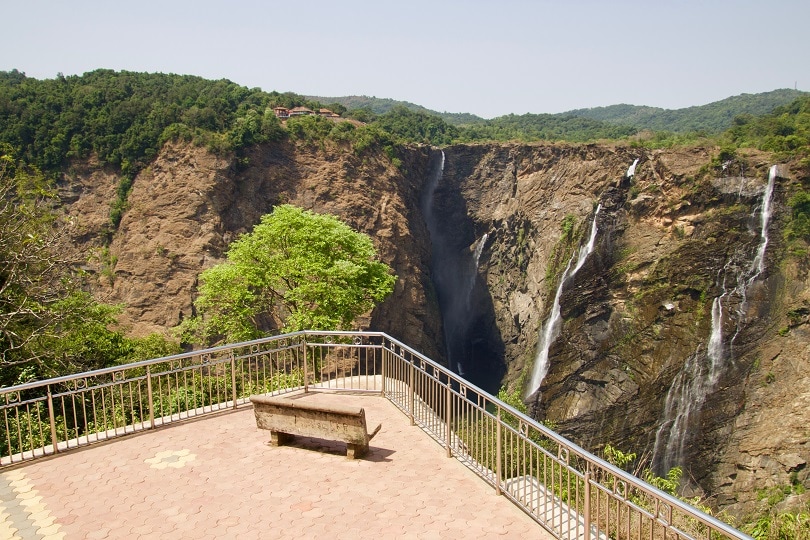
250,394,382,459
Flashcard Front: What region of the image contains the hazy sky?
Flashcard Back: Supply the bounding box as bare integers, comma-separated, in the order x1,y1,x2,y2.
3,0,807,118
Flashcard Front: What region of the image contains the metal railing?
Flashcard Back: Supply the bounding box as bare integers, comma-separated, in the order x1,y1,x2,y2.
0,331,750,540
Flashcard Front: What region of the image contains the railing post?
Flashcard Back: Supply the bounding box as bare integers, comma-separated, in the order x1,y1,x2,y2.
230,352,238,409
380,344,387,397
495,407,502,495
302,336,309,393
408,359,415,426
445,380,452,458
584,469,591,539
146,366,154,429
46,385,58,455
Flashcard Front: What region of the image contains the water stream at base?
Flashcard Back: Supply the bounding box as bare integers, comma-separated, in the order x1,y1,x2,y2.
527,204,601,398
653,165,777,473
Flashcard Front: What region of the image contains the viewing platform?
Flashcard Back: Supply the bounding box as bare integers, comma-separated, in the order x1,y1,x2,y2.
0,389,547,539
0,331,751,540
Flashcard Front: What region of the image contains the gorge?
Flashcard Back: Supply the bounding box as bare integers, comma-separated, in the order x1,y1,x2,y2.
58,138,809,521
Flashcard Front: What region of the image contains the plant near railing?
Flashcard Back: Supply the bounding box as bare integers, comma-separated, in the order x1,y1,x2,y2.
598,443,732,539
1,363,308,458
455,387,558,478
0,402,76,457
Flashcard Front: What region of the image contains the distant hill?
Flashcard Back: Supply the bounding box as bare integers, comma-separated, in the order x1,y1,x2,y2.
316,89,808,134
564,89,808,133
307,95,486,126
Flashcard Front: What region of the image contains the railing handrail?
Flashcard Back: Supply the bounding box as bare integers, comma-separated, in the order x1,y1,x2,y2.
375,333,750,540
0,330,751,539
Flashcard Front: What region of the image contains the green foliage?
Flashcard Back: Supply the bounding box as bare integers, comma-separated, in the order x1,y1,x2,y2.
746,487,810,540
456,113,637,143
309,94,485,126
370,106,459,145
603,443,637,469
560,214,577,241
747,507,810,540
643,466,683,496
0,69,337,178
567,89,807,134
181,204,397,345
785,191,810,246
0,402,77,457
724,95,810,157
286,114,336,144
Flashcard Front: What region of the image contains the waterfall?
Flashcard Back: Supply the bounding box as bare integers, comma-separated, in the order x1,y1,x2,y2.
474,233,488,267
749,165,777,282
573,205,601,275
467,233,489,309
653,166,778,473
420,150,500,390
420,150,444,226
527,204,601,398
626,158,640,179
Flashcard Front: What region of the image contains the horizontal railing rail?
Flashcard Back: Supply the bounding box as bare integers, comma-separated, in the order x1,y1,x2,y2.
0,331,750,540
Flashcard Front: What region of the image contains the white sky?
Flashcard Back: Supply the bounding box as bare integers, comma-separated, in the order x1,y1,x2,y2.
2,0,808,119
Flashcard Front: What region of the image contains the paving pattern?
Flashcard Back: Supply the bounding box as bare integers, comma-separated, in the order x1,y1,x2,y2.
0,390,553,539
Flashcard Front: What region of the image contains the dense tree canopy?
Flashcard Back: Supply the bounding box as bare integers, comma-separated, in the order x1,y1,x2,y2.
724,95,810,156
181,205,397,345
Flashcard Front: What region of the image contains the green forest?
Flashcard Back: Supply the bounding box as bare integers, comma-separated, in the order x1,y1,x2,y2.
565,89,807,134
3,69,808,185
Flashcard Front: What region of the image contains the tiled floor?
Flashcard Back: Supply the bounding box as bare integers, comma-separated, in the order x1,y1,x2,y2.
0,390,553,539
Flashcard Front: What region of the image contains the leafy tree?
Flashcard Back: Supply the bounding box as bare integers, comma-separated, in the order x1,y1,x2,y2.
181,204,397,345
724,95,810,157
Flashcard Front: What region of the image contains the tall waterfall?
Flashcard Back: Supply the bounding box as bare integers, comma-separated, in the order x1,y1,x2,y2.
749,165,778,281
653,166,778,473
420,150,501,390
527,204,602,398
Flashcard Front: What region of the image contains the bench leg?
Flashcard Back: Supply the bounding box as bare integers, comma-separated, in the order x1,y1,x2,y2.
346,442,369,459
270,431,293,447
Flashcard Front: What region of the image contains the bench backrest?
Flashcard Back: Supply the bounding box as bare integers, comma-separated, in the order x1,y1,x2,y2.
250,395,370,444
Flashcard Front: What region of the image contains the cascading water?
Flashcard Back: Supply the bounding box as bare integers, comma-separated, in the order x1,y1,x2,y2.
653,166,778,473
527,204,601,398
467,233,489,309
626,158,640,179
420,150,503,392
749,165,777,282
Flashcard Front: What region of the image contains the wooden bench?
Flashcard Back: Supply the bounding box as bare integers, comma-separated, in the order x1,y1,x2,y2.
249,394,382,459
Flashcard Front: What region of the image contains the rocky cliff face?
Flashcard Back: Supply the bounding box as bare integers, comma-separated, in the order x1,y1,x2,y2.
59,139,808,519
438,144,808,518
59,140,443,359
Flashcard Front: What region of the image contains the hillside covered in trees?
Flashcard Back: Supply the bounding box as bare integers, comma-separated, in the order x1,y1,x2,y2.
3,69,807,187
564,88,807,133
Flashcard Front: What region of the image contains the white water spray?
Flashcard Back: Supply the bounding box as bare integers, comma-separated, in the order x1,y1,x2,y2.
749,165,777,281
466,233,489,309
527,205,601,397
473,233,488,267
626,158,639,179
